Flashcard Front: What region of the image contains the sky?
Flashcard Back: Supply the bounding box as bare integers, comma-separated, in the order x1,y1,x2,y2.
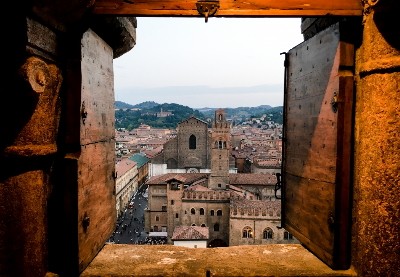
114,17,304,109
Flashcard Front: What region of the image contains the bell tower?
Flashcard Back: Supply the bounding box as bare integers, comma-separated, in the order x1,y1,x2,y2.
209,109,231,189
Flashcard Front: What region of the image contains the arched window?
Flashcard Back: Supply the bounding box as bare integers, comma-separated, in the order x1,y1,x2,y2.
263,228,273,239
210,210,215,216
155,216,159,221
200,208,205,215
201,223,206,227
191,208,196,215
189,134,196,149
214,223,219,232
192,223,196,226
217,210,222,216
284,231,293,240
242,226,253,238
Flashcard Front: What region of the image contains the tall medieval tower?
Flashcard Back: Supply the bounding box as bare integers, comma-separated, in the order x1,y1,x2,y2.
209,109,231,189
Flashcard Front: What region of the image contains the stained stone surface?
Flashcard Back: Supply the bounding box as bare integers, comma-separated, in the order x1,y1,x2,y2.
81,244,357,276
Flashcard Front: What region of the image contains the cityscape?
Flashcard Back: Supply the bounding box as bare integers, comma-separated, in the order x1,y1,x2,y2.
111,103,298,247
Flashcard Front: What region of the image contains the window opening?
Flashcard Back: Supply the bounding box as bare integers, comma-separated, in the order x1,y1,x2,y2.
263,228,273,239
189,134,196,149
242,226,253,238
284,231,293,240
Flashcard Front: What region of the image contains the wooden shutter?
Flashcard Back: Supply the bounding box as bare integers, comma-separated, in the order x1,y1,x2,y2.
282,22,354,269
56,29,116,275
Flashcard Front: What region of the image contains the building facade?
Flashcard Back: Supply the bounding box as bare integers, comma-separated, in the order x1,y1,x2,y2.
115,159,139,217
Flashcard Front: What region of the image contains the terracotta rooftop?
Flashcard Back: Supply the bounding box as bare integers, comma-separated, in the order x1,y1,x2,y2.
147,173,277,186
185,183,213,191
115,158,137,178
171,226,209,241
147,173,208,185
229,173,277,185
231,198,281,210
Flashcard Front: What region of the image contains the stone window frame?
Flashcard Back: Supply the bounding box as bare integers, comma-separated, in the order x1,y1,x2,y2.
242,226,253,238
284,231,293,240
191,208,196,215
199,208,205,215
217,209,222,216
263,228,273,239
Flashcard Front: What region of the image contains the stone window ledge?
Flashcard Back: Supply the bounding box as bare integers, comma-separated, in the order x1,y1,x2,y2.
81,244,357,276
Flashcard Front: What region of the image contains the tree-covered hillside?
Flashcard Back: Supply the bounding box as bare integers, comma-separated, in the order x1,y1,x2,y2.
115,101,283,130
115,102,206,130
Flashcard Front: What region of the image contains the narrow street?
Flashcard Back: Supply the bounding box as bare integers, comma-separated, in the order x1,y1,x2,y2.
108,184,149,244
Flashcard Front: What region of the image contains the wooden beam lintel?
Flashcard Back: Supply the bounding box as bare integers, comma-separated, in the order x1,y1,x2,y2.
93,0,363,16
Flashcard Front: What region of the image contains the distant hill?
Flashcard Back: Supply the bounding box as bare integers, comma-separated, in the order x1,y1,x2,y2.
115,101,135,109
115,101,282,130
132,101,159,109
115,101,159,110
199,105,273,119
115,102,206,130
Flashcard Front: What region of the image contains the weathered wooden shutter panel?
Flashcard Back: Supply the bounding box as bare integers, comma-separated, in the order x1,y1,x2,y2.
62,29,116,274
282,22,354,269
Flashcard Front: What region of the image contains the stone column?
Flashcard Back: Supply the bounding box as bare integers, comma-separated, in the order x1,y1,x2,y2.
353,0,400,275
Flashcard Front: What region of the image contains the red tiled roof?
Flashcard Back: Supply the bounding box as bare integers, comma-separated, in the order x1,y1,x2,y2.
171,226,209,240
147,173,277,186
115,159,137,177
231,198,281,210
146,173,209,185
229,173,277,185
185,184,213,191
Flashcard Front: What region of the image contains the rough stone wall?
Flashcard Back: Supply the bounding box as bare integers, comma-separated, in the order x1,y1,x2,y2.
0,4,137,275
0,12,64,276
352,1,400,276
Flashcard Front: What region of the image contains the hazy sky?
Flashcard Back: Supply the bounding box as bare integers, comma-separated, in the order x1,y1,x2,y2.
114,17,304,108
